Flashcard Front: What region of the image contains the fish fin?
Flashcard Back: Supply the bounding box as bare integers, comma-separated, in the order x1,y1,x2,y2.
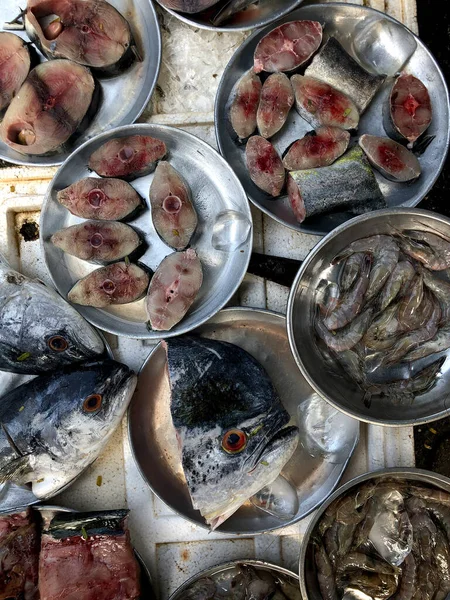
0,455,33,483
413,134,436,156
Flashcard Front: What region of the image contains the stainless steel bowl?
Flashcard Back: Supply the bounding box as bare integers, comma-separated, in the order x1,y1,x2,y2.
287,208,450,426
299,467,450,600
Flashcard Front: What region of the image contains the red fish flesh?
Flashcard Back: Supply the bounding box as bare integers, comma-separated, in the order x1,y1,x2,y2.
146,249,203,331
253,20,322,74
257,73,294,139
0,33,32,112
283,126,350,170
359,134,421,182
229,69,262,140
150,161,198,251
89,135,167,180
245,135,285,197
0,59,96,156
158,0,221,14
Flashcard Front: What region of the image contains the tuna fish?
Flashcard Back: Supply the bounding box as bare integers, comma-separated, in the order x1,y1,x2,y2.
0,59,97,156
229,69,262,140
149,161,198,251
287,146,385,224
56,177,143,221
253,20,323,74
68,262,150,307
25,0,135,74
257,73,294,139
146,249,203,331
0,360,136,499
165,336,299,529
359,134,421,182
88,135,167,180
51,221,142,263
246,136,285,197
282,126,350,170
0,260,105,375
0,33,32,112
304,37,386,112
384,73,432,147
291,75,360,130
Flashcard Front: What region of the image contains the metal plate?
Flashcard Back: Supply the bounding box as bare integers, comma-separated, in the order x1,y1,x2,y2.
155,0,304,32
128,307,360,534
40,123,253,339
215,2,450,236
0,0,161,167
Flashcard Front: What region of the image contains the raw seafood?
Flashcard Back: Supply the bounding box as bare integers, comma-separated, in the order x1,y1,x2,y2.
68,262,150,307
146,249,203,331
0,59,97,156
0,32,32,112
304,37,385,112
212,0,256,26
379,261,415,311
291,75,360,130
246,136,285,196
397,230,450,271
0,360,136,498
158,0,221,14
51,221,142,262
149,161,198,250
253,21,323,74
56,177,143,220
39,510,140,600
0,259,105,375
25,0,135,74
315,308,374,352
287,147,385,224
165,336,299,529
359,135,421,182
257,73,294,139
229,69,261,140
88,135,167,180
283,127,350,171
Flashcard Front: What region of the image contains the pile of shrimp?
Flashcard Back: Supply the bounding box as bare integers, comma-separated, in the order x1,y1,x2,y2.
314,229,450,406
314,478,450,600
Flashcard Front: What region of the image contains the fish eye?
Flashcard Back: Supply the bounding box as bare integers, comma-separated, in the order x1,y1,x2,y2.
48,335,69,352
221,429,247,454
83,394,103,413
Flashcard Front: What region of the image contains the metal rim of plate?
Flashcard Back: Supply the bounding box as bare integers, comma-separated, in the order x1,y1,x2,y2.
214,2,450,236
39,123,253,340
0,0,162,167
128,306,359,535
155,0,304,32
299,467,450,600
169,560,299,600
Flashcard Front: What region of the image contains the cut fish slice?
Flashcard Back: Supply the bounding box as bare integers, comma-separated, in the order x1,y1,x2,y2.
359,134,421,182
229,69,262,140
246,136,285,197
257,73,294,139
0,33,32,112
283,126,350,170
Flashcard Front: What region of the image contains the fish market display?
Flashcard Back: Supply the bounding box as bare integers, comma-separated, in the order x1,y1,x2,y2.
229,69,262,140
165,336,299,529
304,37,386,112
0,360,137,498
56,177,143,220
0,32,32,112
150,161,198,250
25,0,135,74
253,21,323,74
39,510,141,600
283,127,350,170
146,249,203,331
257,73,294,139
0,509,39,600
384,74,432,147
88,135,167,180
158,0,221,14
287,147,385,224
0,60,97,156
0,260,105,374
359,135,421,182
68,262,150,307
51,221,142,262
246,136,285,197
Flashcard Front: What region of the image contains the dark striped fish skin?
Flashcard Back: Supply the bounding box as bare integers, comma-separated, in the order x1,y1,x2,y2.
246,136,285,197
359,134,421,182
283,126,350,170
257,73,294,139
229,69,262,140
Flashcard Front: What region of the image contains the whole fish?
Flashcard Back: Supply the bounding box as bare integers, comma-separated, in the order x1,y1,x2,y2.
0,33,32,112
246,136,285,197
359,135,421,182
229,69,262,140
257,73,294,139
0,360,137,499
0,261,105,374
283,127,350,171
165,336,299,529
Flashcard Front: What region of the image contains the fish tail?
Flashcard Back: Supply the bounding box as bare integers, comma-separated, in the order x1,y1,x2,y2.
0,455,32,483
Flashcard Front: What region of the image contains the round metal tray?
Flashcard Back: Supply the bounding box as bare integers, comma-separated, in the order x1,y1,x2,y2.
215,3,450,236
128,307,360,534
0,0,161,167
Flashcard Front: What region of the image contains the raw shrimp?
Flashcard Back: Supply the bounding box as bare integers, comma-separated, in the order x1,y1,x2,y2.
366,239,400,301
379,260,415,311
421,269,450,323
337,552,399,575
392,553,416,600
406,497,437,563
364,304,401,351
396,234,449,271
315,544,338,600
398,274,424,326
432,530,450,599
317,281,341,317
409,486,450,507
406,230,450,268
340,253,367,292
404,325,450,361
315,309,374,352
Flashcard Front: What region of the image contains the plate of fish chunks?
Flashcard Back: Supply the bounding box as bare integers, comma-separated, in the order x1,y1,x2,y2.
215,3,450,235
128,307,360,534
40,124,252,339
0,0,161,167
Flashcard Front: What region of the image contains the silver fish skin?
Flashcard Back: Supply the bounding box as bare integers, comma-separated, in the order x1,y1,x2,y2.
0,261,105,374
